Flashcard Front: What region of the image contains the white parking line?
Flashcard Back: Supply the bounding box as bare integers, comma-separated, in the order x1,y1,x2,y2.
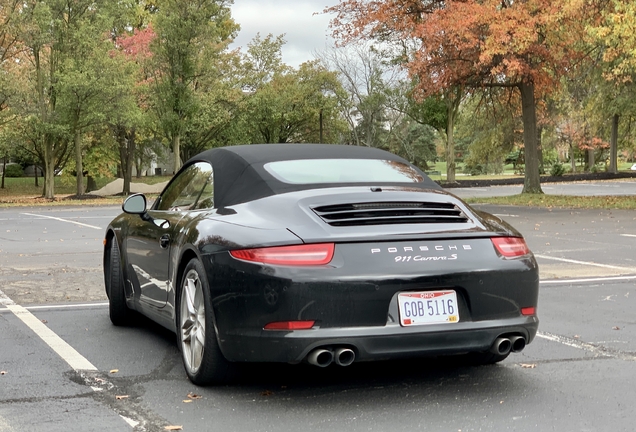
0,288,97,371
20,213,102,230
541,275,636,285
537,331,636,361
534,254,636,271
0,415,14,432
620,234,636,238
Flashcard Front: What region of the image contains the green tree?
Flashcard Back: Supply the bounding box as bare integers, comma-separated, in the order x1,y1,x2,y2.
56,0,131,196
243,60,346,144
150,0,238,173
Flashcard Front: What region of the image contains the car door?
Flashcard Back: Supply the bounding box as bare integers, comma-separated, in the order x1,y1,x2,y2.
125,162,214,307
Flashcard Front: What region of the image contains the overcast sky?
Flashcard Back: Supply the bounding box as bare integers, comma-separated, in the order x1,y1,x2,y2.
230,0,341,68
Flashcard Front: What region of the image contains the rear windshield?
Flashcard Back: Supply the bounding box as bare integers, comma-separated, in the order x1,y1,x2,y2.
263,159,424,184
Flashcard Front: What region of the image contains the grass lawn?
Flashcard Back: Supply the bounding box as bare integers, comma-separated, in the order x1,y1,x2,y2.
0,175,170,207
465,194,636,210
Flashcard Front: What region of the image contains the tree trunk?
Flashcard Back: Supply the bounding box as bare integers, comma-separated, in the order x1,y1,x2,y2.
570,144,576,173
445,104,456,183
116,125,135,196
587,149,594,172
74,128,84,196
444,87,462,183
172,134,181,174
537,126,544,174
519,81,543,194
1,157,5,189
44,138,55,199
609,113,619,174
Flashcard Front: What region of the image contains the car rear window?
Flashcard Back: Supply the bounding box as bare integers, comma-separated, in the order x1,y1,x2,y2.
263,159,424,184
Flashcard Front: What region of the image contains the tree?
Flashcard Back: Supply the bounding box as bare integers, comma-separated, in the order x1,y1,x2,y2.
242,60,345,144
319,46,396,148
588,0,636,173
327,0,602,193
56,0,129,196
149,0,238,173
112,22,155,195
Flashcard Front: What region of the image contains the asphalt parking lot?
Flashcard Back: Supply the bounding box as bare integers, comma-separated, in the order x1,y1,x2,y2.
1,193,636,431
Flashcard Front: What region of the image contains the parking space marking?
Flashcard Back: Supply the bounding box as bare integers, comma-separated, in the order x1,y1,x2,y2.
534,254,636,271
23,303,108,311
0,288,97,371
20,213,102,230
541,275,636,285
0,415,14,432
539,276,636,285
537,331,636,361
620,234,636,238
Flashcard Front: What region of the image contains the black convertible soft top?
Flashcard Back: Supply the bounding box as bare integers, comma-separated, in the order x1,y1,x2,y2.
184,144,441,208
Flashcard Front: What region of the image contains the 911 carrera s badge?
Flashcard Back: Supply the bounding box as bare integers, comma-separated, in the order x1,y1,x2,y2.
370,244,472,253
370,244,471,262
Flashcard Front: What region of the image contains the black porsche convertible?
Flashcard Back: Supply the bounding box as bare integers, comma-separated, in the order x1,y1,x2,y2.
103,144,539,385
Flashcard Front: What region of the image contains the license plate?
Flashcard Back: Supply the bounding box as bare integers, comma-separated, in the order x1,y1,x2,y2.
398,290,459,326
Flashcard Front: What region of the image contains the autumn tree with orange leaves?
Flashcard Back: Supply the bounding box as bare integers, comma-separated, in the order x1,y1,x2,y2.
326,0,604,193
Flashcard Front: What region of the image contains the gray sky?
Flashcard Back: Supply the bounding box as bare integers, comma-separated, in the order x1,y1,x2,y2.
230,0,340,68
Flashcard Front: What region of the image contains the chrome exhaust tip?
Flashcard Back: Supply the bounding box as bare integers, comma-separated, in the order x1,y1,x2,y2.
510,336,526,353
490,337,512,355
334,348,355,367
306,349,334,367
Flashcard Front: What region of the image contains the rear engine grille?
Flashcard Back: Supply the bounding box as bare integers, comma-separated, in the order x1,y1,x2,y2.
312,201,469,227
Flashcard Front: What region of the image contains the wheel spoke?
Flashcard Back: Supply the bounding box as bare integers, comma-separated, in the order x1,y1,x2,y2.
185,277,197,316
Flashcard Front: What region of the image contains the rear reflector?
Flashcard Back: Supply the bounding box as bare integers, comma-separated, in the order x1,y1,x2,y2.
491,237,530,258
230,243,335,266
264,321,315,330
521,307,536,316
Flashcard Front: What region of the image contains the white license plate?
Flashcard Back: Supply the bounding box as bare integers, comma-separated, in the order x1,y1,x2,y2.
398,290,459,326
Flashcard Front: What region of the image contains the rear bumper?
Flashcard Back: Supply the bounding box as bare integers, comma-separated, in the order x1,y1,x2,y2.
218,316,539,363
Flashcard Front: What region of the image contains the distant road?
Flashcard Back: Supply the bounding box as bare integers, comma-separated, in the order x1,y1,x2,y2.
448,179,636,199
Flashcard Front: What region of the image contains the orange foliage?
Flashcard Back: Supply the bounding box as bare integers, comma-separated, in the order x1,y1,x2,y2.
326,0,595,97
558,121,609,151
115,25,155,61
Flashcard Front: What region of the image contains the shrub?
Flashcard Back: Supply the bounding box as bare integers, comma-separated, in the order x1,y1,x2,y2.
550,163,565,177
3,164,24,178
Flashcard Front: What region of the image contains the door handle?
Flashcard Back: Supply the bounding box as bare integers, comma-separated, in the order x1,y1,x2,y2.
160,234,170,248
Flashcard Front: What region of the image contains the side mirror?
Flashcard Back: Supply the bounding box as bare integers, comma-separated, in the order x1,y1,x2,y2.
122,193,147,215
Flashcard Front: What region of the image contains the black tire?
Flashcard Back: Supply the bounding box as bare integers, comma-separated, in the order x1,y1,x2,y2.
466,350,510,366
178,258,236,385
106,238,134,326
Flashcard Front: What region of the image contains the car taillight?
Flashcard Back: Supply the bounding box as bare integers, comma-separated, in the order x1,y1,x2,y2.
229,243,335,266
491,237,530,258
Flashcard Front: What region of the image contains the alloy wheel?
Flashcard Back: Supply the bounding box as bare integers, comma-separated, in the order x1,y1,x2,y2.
180,269,206,373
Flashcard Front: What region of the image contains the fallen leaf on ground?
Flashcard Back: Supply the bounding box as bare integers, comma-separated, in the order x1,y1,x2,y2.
261,390,274,396
187,392,202,400
41,319,47,324
164,426,183,431
182,400,193,403
574,335,580,339
109,369,119,374
520,363,537,369
115,395,129,400
1,371,6,375
612,326,621,330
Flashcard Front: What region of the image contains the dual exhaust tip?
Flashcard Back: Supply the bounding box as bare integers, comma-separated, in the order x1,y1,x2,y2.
307,347,355,367
307,336,525,367
490,335,526,356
